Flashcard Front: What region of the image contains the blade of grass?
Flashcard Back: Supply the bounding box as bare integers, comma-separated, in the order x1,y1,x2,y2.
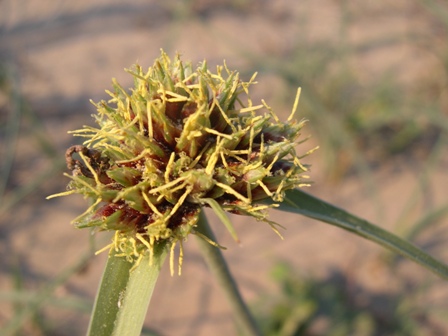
394,133,447,235
405,204,448,243
202,198,240,243
267,189,448,280
0,66,22,199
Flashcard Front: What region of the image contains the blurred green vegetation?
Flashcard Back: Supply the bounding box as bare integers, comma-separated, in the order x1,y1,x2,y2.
254,262,447,336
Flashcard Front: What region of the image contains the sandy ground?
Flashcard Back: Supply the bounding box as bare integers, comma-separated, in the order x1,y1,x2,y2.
1,1,448,335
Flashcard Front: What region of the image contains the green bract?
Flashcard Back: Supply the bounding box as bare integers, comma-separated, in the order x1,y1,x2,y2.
51,50,311,272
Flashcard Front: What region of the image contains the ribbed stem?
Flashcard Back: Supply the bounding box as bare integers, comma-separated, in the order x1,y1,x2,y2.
87,243,167,336
195,211,262,336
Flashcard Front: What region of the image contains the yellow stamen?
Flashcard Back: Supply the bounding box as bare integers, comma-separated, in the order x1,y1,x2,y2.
288,87,301,122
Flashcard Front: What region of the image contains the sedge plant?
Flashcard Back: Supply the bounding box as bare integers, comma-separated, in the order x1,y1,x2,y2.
48,50,448,336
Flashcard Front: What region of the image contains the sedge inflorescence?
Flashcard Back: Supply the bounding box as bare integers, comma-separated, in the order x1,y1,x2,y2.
50,50,311,273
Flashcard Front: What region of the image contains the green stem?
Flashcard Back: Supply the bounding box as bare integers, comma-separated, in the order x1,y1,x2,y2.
195,211,262,336
87,243,167,336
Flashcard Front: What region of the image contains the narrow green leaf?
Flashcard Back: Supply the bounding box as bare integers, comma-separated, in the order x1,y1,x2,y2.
202,198,240,243
269,189,448,280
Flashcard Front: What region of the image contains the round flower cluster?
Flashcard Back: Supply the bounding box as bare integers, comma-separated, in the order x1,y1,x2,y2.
50,50,311,270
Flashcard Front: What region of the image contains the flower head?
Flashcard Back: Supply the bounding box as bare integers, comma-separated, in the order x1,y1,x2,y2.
50,50,311,272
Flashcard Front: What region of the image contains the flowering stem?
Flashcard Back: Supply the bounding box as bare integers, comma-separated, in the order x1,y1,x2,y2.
87,243,167,336
195,211,262,336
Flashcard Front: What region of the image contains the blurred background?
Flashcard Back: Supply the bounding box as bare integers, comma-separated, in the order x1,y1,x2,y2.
1,1,448,335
